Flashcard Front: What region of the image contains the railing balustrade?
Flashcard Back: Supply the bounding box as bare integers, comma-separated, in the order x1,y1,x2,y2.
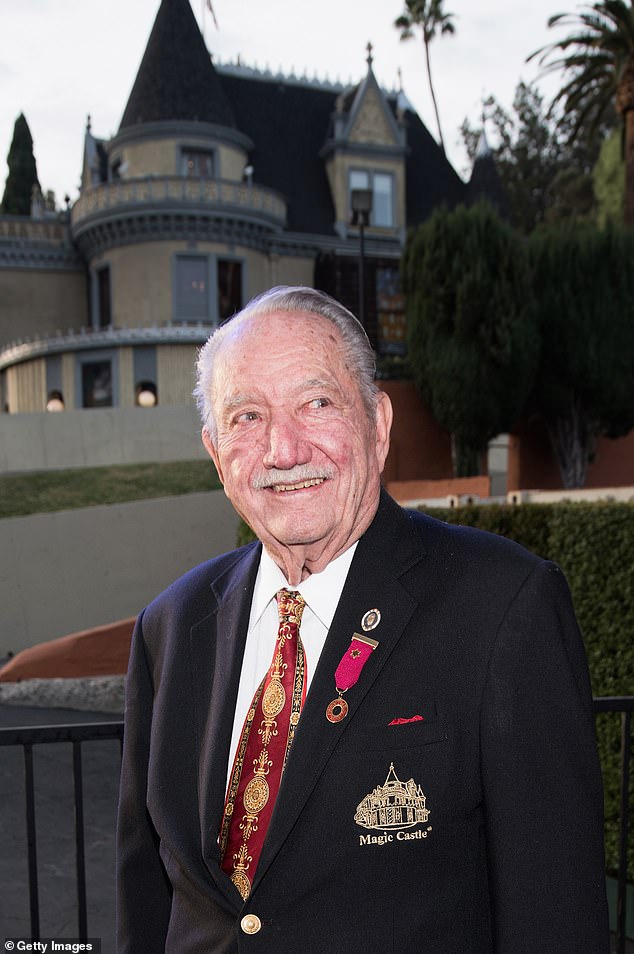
70,175,287,228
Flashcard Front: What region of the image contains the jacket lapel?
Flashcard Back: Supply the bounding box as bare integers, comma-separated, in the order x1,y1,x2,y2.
189,541,261,903
253,492,426,886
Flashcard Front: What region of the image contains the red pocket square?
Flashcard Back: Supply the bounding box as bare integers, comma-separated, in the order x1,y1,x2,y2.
388,715,424,726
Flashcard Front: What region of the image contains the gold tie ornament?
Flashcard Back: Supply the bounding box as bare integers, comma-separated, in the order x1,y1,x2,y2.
220,589,306,900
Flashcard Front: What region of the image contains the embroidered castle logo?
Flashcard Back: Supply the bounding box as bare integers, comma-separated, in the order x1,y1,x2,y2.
355,763,430,844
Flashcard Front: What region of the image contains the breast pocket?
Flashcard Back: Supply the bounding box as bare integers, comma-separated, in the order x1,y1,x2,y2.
341,691,447,752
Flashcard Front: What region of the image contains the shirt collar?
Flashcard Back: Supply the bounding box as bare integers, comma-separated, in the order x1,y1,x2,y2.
249,542,358,631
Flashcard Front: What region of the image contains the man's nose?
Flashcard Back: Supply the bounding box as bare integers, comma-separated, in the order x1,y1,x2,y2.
262,418,311,470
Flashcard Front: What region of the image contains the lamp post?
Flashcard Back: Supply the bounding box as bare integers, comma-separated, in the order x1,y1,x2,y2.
350,188,373,328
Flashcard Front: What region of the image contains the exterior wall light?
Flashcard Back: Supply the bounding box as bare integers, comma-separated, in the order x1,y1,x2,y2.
136,382,158,407
46,390,65,412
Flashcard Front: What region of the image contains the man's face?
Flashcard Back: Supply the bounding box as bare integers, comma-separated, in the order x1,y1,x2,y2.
203,310,391,572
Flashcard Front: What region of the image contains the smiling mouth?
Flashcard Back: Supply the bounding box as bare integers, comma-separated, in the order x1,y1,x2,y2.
271,477,327,493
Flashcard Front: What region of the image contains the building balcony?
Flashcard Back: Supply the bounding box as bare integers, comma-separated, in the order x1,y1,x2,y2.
0,322,212,371
0,215,71,245
70,175,287,256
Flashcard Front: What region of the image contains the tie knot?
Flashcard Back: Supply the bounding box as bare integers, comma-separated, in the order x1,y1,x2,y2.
276,588,305,625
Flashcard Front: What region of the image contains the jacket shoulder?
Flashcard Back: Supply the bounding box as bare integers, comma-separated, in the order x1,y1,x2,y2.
142,540,260,630
405,506,543,576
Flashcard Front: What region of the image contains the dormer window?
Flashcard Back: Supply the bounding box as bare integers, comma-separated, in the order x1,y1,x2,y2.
372,173,394,228
349,170,394,227
181,148,215,178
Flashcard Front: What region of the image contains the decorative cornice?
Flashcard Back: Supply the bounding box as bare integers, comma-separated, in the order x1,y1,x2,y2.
109,119,253,154
0,214,83,271
320,139,407,161
70,175,287,257
0,323,212,371
0,245,84,271
72,209,283,259
268,230,402,259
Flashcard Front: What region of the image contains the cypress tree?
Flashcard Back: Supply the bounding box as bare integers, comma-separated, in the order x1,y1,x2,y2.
402,201,539,476
529,223,634,487
1,113,40,215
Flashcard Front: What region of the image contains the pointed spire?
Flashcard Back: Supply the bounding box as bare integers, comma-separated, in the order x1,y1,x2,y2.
385,762,400,786
366,41,374,69
119,0,235,130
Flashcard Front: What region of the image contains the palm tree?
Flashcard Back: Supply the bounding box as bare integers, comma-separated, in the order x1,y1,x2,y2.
394,0,456,155
529,1,634,225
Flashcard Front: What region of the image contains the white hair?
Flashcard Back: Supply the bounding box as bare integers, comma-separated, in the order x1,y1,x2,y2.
193,285,379,443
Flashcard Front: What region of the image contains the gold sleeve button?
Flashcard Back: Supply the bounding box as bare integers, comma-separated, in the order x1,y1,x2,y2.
240,914,262,935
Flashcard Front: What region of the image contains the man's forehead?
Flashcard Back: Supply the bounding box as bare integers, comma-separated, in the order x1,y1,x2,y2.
222,308,339,349
214,310,345,376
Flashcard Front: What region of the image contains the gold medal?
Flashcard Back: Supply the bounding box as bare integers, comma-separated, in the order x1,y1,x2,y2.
326,696,349,723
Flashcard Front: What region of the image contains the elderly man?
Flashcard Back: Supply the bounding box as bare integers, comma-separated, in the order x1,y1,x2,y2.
117,286,609,953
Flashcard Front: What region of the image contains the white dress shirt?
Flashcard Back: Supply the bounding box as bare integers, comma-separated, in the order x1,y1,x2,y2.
225,543,357,792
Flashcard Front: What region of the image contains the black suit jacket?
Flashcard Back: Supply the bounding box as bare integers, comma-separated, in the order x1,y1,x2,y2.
116,491,609,953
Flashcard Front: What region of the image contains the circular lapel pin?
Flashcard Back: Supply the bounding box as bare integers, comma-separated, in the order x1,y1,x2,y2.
361,608,381,632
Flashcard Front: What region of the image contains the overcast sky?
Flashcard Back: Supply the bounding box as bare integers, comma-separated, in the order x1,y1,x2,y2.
0,0,567,203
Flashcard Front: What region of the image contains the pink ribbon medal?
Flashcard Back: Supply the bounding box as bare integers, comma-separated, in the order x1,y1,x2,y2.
325,632,379,723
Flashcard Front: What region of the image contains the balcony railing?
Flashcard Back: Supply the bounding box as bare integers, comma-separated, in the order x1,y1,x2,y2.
0,215,71,245
71,175,287,230
0,698,631,949
0,321,213,371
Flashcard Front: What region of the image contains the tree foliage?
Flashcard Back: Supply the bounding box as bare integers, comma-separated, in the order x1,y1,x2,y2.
528,223,634,487
402,202,539,476
1,113,39,215
529,0,634,224
461,81,606,234
394,0,455,154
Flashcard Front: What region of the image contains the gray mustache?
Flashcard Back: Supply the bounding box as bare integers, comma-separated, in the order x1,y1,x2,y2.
252,465,334,490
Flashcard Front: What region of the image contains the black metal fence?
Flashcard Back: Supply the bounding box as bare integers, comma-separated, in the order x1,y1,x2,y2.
0,721,123,943
594,697,633,954
0,699,631,951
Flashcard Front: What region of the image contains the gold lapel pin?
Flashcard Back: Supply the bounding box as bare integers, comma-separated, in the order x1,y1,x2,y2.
361,608,381,632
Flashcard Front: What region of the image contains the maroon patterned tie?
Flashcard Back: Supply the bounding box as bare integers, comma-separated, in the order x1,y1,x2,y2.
220,589,306,900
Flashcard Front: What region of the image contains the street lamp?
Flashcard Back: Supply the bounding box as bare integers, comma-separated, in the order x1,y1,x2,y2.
350,188,373,328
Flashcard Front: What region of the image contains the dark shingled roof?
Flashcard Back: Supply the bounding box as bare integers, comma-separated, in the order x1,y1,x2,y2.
119,0,235,130
219,73,337,234
393,100,466,223
218,72,468,235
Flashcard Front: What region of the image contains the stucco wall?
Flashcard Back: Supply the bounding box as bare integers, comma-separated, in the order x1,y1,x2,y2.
0,269,87,347
94,240,300,327
508,419,634,491
1,489,239,655
110,136,248,180
0,405,208,474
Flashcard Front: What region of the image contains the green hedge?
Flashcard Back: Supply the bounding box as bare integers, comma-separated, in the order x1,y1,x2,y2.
237,501,634,876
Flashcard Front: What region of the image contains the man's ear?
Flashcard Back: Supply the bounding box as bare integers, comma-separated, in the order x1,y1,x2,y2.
202,427,224,485
374,390,393,473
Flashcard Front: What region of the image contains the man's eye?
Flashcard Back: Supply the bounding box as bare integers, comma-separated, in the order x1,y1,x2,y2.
235,411,260,424
308,397,330,409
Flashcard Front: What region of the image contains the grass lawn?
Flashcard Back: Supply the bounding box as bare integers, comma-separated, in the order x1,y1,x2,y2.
0,460,223,518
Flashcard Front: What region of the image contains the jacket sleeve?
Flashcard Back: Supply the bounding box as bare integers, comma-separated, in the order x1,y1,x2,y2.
480,560,610,954
116,609,172,953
